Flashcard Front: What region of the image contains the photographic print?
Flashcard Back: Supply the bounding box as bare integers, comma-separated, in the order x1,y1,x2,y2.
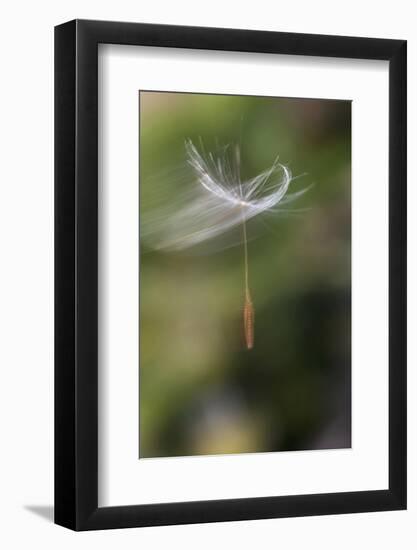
139,91,351,459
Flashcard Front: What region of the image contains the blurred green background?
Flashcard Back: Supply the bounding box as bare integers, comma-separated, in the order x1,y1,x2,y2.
139,91,351,458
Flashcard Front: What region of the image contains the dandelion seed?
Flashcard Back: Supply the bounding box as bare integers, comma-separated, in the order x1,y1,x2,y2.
142,139,310,349
243,295,254,350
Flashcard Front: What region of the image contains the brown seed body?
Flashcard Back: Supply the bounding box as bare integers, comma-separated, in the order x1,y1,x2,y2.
243,297,254,349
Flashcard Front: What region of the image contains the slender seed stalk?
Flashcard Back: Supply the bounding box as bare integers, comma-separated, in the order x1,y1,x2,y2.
241,211,254,349
236,143,254,351
242,215,249,301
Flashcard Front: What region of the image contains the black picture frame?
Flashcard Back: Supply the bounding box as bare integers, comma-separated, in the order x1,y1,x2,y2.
55,19,407,531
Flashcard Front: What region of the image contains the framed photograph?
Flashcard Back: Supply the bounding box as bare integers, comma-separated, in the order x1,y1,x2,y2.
55,19,406,530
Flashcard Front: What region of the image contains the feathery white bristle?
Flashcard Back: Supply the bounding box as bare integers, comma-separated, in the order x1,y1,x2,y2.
142,139,307,251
